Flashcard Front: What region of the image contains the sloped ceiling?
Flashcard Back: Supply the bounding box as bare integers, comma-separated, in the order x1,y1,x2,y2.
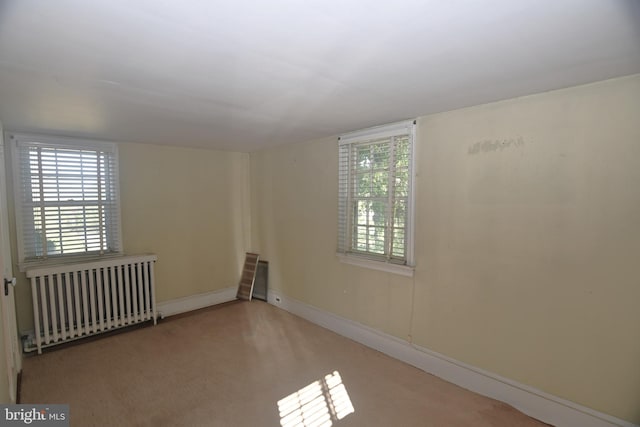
0,0,638,151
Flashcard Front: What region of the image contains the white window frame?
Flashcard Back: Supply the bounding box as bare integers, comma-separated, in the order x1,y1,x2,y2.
337,120,416,276
9,133,123,270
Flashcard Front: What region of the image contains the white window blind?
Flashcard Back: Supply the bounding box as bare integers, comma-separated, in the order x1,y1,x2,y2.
337,120,415,267
12,134,121,264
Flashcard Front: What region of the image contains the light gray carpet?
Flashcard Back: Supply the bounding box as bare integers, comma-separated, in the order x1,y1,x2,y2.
21,300,547,427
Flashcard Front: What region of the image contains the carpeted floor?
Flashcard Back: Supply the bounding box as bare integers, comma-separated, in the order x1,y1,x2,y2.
20,300,547,426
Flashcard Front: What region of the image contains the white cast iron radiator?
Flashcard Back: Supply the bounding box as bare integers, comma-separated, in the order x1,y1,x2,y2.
26,254,158,354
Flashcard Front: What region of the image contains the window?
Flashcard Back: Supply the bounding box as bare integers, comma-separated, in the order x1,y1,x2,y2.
11,134,121,266
337,120,415,274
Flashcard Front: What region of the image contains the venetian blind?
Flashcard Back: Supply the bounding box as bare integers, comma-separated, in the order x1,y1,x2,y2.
14,136,121,262
337,120,414,265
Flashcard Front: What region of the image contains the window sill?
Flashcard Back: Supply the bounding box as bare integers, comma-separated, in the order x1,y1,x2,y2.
19,253,125,273
336,253,414,277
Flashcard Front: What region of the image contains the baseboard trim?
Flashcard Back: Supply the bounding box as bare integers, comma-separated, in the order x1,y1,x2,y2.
158,287,237,318
267,291,636,427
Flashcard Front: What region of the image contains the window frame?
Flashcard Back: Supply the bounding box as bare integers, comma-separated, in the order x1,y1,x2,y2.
9,133,123,270
337,120,416,276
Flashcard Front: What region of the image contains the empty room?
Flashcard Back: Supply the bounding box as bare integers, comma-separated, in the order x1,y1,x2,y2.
0,1,638,426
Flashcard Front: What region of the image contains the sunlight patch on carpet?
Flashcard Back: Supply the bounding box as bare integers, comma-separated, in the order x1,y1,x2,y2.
277,371,355,427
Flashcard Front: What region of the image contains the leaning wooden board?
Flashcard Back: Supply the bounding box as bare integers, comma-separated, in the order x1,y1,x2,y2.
236,252,259,300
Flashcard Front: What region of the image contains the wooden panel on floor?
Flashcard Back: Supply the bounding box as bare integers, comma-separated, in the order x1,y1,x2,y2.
236,253,259,301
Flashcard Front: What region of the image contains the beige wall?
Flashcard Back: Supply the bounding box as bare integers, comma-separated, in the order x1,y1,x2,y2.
8,142,250,332
250,74,640,423
118,143,250,302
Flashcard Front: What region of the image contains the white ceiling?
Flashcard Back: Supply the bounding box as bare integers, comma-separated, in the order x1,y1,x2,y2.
0,0,638,151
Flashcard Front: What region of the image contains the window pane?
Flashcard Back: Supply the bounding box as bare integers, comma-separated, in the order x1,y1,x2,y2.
371,142,389,170
395,137,410,164
393,198,407,228
355,172,371,197
368,226,386,254
371,171,388,197
356,146,372,171
370,200,387,227
354,226,367,251
355,199,371,224
392,228,405,257
394,169,409,197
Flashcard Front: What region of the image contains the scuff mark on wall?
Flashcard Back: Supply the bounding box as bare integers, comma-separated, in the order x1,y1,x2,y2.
468,136,526,154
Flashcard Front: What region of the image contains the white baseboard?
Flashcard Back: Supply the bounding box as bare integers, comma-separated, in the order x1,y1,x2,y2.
158,287,237,318
267,291,637,427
